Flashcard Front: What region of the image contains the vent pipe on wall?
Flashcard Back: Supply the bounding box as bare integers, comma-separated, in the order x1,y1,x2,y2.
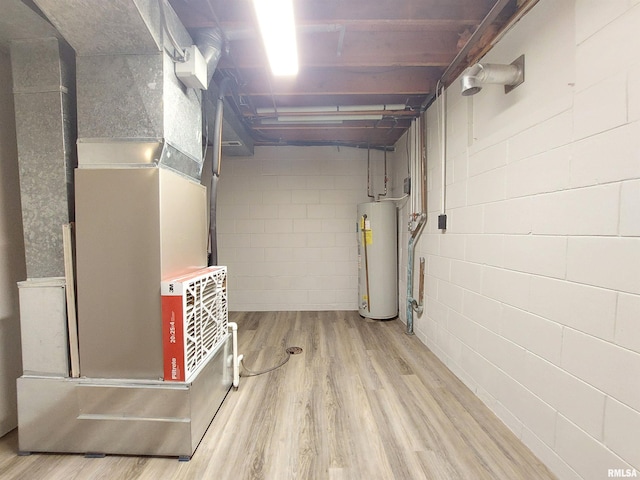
460,55,525,96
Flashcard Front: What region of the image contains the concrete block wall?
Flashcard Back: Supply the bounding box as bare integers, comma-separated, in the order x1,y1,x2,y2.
218,145,387,311
394,1,640,478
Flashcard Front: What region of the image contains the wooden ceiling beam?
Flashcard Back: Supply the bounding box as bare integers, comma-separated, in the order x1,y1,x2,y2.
230,67,438,96
191,0,497,24
224,31,458,68
252,120,413,131
173,17,481,32
252,126,405,146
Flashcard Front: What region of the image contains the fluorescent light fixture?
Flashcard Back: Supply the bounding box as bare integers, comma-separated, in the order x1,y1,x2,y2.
256,104,406,114
276,114,383,122
257,106,335,114
252,0,299,76
338,104,406,112
261,119,344,125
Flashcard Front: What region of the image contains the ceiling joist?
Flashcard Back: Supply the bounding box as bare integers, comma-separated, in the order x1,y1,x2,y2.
169,0,525,148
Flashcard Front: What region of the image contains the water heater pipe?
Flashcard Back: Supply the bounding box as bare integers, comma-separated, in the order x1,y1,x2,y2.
406,116,427,335
410,257,425,315
361,214,371,312
367,146,390,201
380,147,388,200
367,147,374,199
439,83,446,223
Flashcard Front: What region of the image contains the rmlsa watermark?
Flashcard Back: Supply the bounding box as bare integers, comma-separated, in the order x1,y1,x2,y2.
608,468,638,478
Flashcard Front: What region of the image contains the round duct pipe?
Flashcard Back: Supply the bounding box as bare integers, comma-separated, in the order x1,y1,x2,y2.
194,28,223,87
460,57,524,96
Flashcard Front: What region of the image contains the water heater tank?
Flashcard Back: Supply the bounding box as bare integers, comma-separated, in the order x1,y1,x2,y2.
357,201,398,319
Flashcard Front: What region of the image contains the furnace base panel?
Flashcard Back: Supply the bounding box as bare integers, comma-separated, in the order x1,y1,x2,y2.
17,335,231,459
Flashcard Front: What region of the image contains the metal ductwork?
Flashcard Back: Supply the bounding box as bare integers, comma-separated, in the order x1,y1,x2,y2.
33,0,209,380
461,55,525,96
196,27,254,157
204,82,254,157
11,37,76,278
194,28,223,87
195,28,254,153
15,0,236,460
36,0,204,179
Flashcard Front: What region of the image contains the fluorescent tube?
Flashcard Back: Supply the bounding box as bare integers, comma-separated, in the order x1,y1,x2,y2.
252,0,299,76
256,104,406,114
277,114,383,122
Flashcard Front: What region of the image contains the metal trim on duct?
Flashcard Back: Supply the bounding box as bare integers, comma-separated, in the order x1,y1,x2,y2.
77,139,204,180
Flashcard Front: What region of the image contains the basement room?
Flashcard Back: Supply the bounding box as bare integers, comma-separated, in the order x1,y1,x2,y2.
0,0,638,479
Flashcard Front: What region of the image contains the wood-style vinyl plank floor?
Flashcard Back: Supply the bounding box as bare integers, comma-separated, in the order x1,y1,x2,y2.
0,311,557,479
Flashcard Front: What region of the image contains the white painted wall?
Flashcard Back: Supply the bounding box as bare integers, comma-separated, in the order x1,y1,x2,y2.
0,51,26,436
393,1,640,478
218,145,390,311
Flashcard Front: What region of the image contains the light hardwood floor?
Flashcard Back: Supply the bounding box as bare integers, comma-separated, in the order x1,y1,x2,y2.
0,311,556,479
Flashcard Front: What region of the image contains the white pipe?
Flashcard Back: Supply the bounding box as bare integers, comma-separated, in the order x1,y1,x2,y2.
440,85,446,218
228,322,242,388
256,104,405,114
460,62,523,96
406,115,427,335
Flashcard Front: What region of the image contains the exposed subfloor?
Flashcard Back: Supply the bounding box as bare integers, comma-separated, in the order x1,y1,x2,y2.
0,311,557,479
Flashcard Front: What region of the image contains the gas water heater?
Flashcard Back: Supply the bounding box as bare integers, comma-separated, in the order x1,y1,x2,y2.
357,201,398,319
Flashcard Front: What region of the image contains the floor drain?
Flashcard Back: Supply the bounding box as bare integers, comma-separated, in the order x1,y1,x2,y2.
286,347,303,355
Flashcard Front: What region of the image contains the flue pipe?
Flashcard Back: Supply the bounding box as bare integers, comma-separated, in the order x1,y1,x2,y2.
460,62,523,96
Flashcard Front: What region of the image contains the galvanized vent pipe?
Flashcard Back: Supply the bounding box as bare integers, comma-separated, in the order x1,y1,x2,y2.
460,62,524,96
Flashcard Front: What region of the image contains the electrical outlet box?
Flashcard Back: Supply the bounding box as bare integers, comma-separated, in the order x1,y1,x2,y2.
175,45,207,90
438,214,447,230
404,177,411,194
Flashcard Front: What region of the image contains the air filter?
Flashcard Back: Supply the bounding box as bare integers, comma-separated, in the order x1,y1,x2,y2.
161,266,228,382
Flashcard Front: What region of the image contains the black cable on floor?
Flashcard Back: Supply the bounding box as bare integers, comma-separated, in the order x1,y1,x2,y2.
240,347,303,377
